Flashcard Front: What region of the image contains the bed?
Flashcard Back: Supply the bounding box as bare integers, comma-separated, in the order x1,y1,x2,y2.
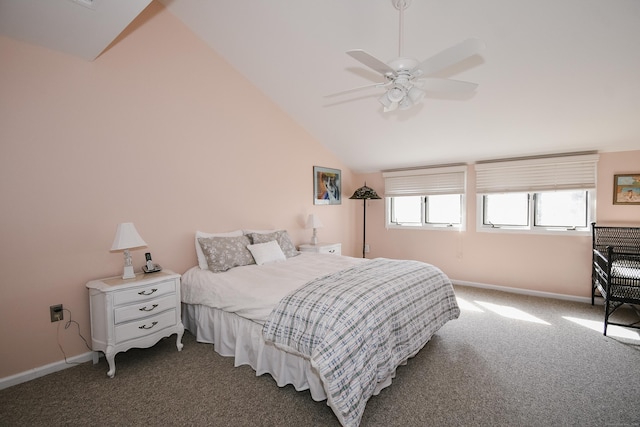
181,229,460,427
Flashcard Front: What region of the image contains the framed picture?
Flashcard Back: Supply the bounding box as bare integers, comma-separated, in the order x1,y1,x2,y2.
313,166,341,205
613,174,640,205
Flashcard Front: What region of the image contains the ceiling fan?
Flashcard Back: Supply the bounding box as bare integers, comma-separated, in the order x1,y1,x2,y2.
327,0,485,112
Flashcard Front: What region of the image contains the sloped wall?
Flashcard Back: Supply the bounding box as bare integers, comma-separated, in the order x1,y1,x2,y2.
0,3,357,378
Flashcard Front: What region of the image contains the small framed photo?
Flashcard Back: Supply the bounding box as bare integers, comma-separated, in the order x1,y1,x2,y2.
313,166,341,205
613,174,640,205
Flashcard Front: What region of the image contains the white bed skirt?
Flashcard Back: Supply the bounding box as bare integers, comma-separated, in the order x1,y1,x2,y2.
182,303,396,402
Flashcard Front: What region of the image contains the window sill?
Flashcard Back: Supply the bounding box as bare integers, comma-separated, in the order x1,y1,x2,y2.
476,226,590,236
386,224,466,232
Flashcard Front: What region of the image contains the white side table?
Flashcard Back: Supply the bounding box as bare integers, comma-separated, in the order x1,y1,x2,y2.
86,270,184,378
298,243,342,255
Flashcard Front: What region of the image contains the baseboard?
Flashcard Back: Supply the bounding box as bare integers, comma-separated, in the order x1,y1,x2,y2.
0,351,98,390
451,279,598,305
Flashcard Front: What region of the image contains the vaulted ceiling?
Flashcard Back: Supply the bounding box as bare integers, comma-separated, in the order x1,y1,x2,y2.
2,0,639,172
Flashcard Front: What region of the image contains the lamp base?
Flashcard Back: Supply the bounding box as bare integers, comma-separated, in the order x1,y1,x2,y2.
122,265,136,279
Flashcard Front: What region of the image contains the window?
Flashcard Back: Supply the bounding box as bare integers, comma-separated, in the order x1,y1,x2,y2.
384,165,466,230
389,194,463,228
483,193,529,227
476,153,598,233
390,196,422,225
482,190,591,230
535,191,589,228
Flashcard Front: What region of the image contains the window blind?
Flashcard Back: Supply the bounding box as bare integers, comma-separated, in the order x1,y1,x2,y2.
383,165,466,197
475,153,599,194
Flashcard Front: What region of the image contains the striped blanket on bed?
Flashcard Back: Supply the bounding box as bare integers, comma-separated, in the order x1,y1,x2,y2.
261,258,460,427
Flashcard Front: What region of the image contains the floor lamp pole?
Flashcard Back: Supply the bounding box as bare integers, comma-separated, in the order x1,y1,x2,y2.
362,200,367,258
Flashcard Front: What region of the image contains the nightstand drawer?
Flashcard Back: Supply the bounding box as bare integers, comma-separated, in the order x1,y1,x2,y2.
317,244,341,255
115,309,177,343
298,243,341,255
113,279,176,306
114,294,176,324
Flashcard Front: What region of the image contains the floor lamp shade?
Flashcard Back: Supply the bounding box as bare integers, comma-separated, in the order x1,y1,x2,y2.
349,183,381,258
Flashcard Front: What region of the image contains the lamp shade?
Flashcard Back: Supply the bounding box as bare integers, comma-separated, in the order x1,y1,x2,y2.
110,223,147,251
305,213,323,229
349,183,381,200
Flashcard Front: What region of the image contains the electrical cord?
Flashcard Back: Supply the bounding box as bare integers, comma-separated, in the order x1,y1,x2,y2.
56,308,93,365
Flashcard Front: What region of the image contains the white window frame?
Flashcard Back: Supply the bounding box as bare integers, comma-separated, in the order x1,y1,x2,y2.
475,153,598,235
384,165,467,231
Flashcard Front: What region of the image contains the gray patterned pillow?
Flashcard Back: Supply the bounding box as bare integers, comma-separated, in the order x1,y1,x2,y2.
197,235,255,272
249,230,299,258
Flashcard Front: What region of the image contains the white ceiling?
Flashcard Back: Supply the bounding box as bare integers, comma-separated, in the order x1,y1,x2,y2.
0,0,152,61
2,0,639,173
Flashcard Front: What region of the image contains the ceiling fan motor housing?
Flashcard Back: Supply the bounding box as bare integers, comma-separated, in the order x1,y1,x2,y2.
392,0,412,10
387,57,419,74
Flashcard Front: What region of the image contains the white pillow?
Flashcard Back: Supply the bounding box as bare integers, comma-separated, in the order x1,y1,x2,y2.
195,230,242,269
248,230,299,258
247,240,286,265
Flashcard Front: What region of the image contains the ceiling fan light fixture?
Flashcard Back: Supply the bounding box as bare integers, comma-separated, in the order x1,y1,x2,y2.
378,93,393,108
407,86,425,103
399,97,412,110
383,102,399,113
387,86,405,103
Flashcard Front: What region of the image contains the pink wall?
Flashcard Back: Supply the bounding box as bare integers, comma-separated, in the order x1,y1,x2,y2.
0,3,358,378
356,150,640,297
1,1,638,381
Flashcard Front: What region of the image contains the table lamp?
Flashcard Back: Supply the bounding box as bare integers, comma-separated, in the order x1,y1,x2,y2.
111,222,147,279
305,213,323,245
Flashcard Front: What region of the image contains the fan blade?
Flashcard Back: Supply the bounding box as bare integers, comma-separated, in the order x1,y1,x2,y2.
418,38,485,76
347,50,397,77
418,78,478,93
325,82,390,98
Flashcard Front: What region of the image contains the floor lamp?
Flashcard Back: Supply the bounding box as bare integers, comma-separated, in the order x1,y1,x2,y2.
349,182,381,258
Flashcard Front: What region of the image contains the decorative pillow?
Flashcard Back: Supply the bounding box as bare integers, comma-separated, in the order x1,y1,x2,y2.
247,240,287,265
195,230,243,270
197,235,255,272
243,229,277,235
249,230,299,258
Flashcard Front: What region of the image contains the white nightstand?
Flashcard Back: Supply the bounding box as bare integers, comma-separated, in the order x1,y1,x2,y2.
298,243,341,255
86,270,184,378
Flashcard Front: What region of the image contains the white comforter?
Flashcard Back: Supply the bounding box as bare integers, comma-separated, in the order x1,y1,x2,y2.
181,253,367,324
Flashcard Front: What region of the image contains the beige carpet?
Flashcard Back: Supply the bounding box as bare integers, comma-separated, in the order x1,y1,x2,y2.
1,285,639,426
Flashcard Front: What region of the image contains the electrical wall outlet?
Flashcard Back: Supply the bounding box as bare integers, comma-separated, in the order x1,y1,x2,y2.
364,244,370,253
50,304,63,322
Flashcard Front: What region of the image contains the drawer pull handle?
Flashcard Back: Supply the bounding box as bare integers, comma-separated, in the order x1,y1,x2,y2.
329,249,335,253
138,288,158,296
139,304,158,312
138,321,158,330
